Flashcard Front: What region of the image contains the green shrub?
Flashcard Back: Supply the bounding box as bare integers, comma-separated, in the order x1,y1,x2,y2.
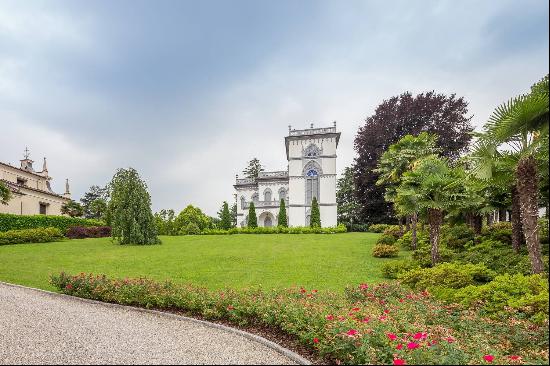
481,222,512,246
0,213,103,233
0,227,63,245
381,260,419,279
456,239,533,275
396,230,429,250
412,246,455,268
372,244,399,258
368,223,391,233
452,273,549,322
383,225,402,239
539,217,549,245
376,234,397,245
180,222,201,235
200,225,347,235
399,262,495,290
441,224,475,250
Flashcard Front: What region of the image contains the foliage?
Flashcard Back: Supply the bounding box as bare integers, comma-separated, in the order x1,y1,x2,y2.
275,199,287,227
381,260,420,279
399,262,496,290
383,225,403,239
354,91,473,225
51,273,549,365
60,200,84,218
336,167,361,227
0,227,63,245
154,209,178,235
481,223,513,245
242,158,264,179
175,205,212,233
66,226,112,239
181,222,201,235
411,246,455,268
80,185,109,219
372,244,399,258
368,224,392,233
247,202,258,228
310,197,321,227
441,224,475,250
107,167,160,245
344,223,370,232
376,234,397,246
0,181,11,205
201,224,348,235
396,230,429,251
218,201,233,230
0,213,103,233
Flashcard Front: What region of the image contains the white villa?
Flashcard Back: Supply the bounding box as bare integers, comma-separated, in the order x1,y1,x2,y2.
234,123,340,228
0,149,71,216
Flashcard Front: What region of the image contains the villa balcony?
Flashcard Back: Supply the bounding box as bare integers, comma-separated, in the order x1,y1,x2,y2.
242,199,288,209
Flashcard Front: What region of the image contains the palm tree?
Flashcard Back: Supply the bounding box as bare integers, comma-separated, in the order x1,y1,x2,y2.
483,75,549,273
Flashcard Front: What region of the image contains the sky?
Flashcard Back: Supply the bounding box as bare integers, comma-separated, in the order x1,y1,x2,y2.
0,0,548,215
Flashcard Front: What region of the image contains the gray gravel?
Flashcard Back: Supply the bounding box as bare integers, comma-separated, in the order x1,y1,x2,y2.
0,282,299,365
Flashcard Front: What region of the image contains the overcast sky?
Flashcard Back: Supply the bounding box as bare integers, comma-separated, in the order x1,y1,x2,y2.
0,0,548,215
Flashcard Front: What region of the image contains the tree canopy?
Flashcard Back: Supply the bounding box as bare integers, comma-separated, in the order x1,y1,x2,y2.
242,158,264,179
0,182,11,205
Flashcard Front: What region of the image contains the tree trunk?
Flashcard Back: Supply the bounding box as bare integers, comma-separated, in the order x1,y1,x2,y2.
499,209,507,222
411,212,418,250
428,208,443,266
511,185,525,253
405,216,411,232
472,214,482,235
398,217,404,236
516,156,543,274
486,213,494,226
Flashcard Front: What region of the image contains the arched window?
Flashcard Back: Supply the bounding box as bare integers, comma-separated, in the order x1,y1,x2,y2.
278,187,287,201
240,196,246,209
264,188,272,202
305,169,319,205
251,193,259,202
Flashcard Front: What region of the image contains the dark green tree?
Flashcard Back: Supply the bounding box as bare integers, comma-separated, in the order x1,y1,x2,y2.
278,199,288,227
175,205,212,233
108,167,160,245
242,158,264,179
0,181,11,205
88,198,108,221
247,202,258,228
231,202,238,227
218,201,233,230
336,167,361,227
60,200,84,217
154,209,177,235
80,185,108,219
310,197,321,227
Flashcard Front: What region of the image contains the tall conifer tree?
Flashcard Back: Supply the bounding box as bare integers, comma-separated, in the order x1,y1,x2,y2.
310,197,321,227
278,199,288,227
247,202,258,228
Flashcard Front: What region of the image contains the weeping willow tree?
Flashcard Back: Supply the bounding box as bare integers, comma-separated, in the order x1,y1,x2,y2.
108,167,160,245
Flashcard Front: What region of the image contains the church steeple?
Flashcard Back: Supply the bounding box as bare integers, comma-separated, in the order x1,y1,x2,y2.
39,157,50,178
20,147,35,172
63,178,71,199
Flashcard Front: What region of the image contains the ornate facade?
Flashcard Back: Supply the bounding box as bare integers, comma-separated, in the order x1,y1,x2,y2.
0,149,71,215
234,123,340,227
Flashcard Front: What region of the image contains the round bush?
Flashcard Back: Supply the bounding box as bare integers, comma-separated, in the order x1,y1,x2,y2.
383,225,403,239
376,234,397,246
372,244,399,258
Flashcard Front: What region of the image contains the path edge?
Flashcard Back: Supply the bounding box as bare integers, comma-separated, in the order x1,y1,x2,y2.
0,281,312,365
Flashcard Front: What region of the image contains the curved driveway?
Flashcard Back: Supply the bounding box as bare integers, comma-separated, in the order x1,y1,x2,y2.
0,282,302,365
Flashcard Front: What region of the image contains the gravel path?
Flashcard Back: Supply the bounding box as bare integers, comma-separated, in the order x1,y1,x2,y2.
0,282,301,365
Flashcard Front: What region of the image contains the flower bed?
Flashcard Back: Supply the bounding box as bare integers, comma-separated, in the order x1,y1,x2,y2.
50,272,549,365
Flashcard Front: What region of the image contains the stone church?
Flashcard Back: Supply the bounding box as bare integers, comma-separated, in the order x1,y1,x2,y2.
0,149,72,216
234,123,340,227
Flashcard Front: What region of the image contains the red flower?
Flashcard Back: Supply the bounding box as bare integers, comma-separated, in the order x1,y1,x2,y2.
313,338,319,344
407,342,420,350
359,283,368,290
65,284,73,290
444,337,455,343
312,289,318,293
396,344,403,350
346,329,358,337
351,307,360,312
508,355,521,361
387,333,397,341
227,305,235,311
379,315,387,321
325,314,335,321
384,309,390,314
413,332,427,340
483,355,494,363
393,359,406,365
362,317,370,323
399,298,404,303
300,287,306,293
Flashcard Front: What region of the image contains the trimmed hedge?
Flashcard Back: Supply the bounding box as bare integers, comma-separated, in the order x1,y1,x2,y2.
66,226,112,239
0,227,63,245
0,213,103,233
372,244,399,258
201,224,347,235
399,262,496,290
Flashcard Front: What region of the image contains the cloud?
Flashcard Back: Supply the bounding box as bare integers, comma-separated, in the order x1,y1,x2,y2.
0,0,548,215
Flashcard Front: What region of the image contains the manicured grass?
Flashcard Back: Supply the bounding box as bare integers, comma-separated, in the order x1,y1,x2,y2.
0,233,408,291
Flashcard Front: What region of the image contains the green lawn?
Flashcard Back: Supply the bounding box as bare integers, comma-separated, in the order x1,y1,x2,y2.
0,233,408,291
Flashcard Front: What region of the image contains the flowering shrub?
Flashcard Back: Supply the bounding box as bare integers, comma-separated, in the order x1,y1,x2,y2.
66,226,112,239
0,227,63,245
50,272,549,365
372,244,399,258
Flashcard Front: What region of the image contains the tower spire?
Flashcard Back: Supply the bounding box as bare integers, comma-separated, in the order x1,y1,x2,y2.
42,157,48,172
23,147,30,159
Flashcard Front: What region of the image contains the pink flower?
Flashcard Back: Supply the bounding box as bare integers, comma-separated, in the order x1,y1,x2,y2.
346,329,358,337
362,317,370,323
393,359,406,365
387,333,397,341
444,337,455,343
227,305,234,311
65,284,73,290
325,314,335,321
407,342,420,350
508,355,521,361
359,283,369,290
351,307,360,312
384,309,390,314
396,344,403,350
413,332,427,340
379,315,387,321
483,355,494,363
313,338,319,344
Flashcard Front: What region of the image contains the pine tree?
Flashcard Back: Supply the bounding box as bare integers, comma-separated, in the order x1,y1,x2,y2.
278,199,288,227
108,167,160,245
218,201,232,230
310,197,321,227
243,158,264,179
247,202,258,228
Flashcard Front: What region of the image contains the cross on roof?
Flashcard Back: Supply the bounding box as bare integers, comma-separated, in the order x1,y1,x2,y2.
23,147,30,159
